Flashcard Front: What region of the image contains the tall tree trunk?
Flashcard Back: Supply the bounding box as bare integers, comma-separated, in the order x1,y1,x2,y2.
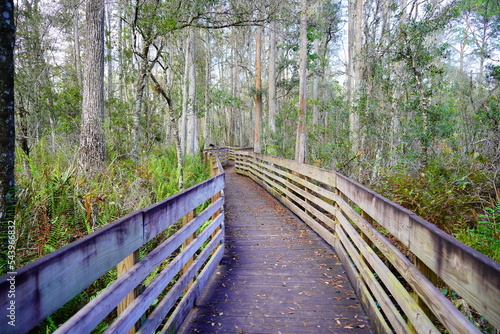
295,0,308,163
253,26,263,154
78,0,105,175
181,29,194,155
74,2,83,87
389,0,407,166
227,33,235,145
348,0,363,156
117,0,124,101
312,38,320,126
268,21,277,133
105,2,113,100
149,72,184,189
132,41,150,160
202,31,211,146
0,0,16,269
230,40,237,145
186,28,198,156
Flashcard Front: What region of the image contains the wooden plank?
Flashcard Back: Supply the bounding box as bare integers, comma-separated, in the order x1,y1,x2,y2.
253,159,336,213
181,210,196,279
334,238,393,334
138,232,224,334
336,212,438,334
336,224,410,334
54,200,223,333
250,152,337,189
160,242,225,334
179,162,372,334
335,173,412,246
335,169,499,330
105,215,224,334
266,161,337,204
251,161,336,230
234,149,500,332
0,211,144,334
248,170,336,247
409,215,500,329
335,195,480,334
143,173,224,242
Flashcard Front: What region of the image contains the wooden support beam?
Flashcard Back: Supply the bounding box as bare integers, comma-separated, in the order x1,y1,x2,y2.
117,250,140,334
182,210,196,287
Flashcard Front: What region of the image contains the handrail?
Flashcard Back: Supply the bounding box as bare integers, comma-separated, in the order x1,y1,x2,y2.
233,150,500,334
0,152,226,334
204,147,230,167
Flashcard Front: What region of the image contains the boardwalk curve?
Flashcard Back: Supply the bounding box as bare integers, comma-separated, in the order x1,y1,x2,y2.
178,163,373,334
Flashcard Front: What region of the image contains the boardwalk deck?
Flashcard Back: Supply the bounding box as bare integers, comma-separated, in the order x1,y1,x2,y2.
178,163,373,334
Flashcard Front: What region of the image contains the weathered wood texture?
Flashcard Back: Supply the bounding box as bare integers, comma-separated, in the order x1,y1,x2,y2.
233,150,500,333
0,153,226,334
204,147,231,167
178,162,373,333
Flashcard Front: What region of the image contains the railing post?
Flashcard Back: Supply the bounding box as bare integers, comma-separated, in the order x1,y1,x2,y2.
413,257,438,322
360,211,373,246
210,153,222,237
182,209,196,290
117,250,140,334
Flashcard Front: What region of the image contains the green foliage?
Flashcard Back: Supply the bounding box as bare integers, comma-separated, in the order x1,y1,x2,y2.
13,142,210,269
455,202,500,262
374,155,500,263
374,159,481,233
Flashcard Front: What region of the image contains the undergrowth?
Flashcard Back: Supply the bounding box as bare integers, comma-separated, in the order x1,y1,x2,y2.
373,158,499,262
11,143,209,270
6,141,210,333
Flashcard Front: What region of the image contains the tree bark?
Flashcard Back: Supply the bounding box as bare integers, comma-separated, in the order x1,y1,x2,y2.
253,26,263,154
268,21,277,133
106,2,114,100
202,30,211,146
74,1,83,87
348,0,363,156
78,0,105,175
133,41,151,160
0,0,16,269
149,72,184,189
186,28,198,156
181,28,195,155
295,0,308,163
312,38,320,125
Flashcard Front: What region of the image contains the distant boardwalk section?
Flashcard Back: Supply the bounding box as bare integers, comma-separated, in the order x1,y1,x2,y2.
179,162,373,333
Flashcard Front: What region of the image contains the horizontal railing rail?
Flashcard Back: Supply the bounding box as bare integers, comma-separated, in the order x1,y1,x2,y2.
233,150,500,334
0,152,225,334
204,147,230,166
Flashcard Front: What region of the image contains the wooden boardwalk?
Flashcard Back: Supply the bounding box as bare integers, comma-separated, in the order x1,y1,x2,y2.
178,163,373,334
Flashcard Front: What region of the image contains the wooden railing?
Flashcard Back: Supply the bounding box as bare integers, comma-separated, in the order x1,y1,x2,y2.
0,152,225,334
204,146,253,166
233,150,500,334
204,147,230,166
